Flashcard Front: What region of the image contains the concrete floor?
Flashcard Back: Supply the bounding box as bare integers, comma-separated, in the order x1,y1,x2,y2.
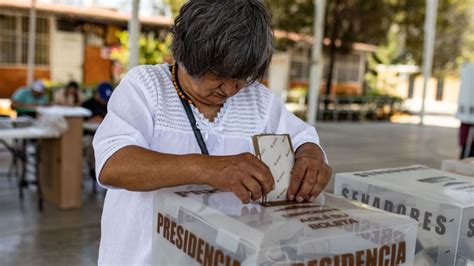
0,122,460,265
319,122,459,191
0,156,103,265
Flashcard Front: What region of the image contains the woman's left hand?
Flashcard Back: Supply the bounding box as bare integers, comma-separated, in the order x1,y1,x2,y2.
288,143,332,202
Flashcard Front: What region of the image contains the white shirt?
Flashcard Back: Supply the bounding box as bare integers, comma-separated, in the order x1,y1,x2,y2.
93,64,326,265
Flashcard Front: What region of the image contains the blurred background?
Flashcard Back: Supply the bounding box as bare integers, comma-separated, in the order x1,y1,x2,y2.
0,0,473,264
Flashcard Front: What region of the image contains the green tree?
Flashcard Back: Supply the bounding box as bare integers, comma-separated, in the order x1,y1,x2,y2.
264,0,314,35
391,0,474,77
460,5,474,64
266,0,474,97
264,0,313,51
164,0,186,18
265,0,393,98
110,31,173,71
322,0,392,97
365,25,402,94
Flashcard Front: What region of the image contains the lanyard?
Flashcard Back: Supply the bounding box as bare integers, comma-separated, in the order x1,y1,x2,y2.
170,65,210,155
179,96,210,155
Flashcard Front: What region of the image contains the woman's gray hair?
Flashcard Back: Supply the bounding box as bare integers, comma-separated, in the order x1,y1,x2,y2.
171,0,274,83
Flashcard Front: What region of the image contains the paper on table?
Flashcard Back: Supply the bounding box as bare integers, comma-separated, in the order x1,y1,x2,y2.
253,134,294,202
37,106,92,117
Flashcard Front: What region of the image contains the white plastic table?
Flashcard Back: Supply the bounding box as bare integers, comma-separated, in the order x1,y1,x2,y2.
36,106,92,117
0,125,62,211
0,126,61,140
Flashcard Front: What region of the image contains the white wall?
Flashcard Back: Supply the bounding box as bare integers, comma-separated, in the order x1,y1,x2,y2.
50,21,84,84
268,52,291,97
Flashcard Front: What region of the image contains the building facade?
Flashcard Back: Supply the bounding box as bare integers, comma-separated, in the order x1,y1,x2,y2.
0,0,171,97
0,0,376,102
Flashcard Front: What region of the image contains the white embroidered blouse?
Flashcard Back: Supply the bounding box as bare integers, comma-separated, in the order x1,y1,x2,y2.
93,64,326,265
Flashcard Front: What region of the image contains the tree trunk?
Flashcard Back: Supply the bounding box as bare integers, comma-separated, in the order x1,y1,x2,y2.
325,40,337,96
323,41,337,113
362,60,369,95
323,1,340,113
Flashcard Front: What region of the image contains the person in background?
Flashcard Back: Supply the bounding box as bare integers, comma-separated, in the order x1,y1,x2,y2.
53,81,82,106
459,122,474,158
81,82,113,123
11,80,48,116
82,82,114,189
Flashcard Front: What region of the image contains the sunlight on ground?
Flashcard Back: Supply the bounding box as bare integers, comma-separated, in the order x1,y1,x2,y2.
391,114,460,128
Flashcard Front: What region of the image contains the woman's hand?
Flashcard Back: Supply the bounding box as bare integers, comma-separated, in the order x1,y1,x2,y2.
200,153,275,204
288,143,332,202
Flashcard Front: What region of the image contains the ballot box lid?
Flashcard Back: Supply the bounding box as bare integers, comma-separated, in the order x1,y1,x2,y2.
154,185,417,265
337,165,474,207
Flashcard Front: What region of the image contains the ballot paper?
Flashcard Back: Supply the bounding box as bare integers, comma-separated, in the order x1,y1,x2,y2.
152,185,417,265
253,134,294,202
335,165,474,266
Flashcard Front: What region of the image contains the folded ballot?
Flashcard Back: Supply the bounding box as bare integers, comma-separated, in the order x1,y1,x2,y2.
152,186,417,265
335,165,474,266
253,134,294,202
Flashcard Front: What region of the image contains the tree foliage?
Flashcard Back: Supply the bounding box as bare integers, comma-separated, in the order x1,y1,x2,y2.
266,0,393,95
391,0,474,76
162,0,473,78
265,0,474,94
110,31,173,71
265,0,392,48
365,25,401,94
164,0,186,18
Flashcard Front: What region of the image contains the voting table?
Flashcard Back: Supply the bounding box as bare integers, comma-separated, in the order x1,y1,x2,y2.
0,118,61,210
152,185,417,265
335,165,474,266
35,106,91,209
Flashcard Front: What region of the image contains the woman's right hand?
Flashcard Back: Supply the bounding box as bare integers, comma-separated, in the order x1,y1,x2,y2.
199,153,275,204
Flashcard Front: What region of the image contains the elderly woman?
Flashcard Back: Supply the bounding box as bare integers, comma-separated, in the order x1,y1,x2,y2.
93,0,331,264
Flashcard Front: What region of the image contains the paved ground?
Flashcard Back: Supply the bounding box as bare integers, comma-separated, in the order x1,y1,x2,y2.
0,122,460,265
318,122,459,191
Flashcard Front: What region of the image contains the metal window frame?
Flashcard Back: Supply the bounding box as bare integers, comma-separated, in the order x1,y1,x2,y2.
0,10,50,67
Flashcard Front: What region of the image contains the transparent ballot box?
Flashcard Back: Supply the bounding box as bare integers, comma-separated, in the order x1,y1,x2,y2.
334,165,474,266
152,186,417,265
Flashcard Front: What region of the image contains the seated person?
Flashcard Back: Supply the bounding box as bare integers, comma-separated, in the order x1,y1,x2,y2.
11,80,48,116
81,82,113,123
53,81,83,106
82,82,114,187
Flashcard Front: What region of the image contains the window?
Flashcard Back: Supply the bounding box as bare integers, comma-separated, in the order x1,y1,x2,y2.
0,13,50,66
289,45,311,81
321,53,363,84
334,53,361,83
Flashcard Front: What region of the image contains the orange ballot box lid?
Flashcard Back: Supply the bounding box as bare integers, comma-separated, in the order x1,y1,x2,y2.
152,186,417,265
